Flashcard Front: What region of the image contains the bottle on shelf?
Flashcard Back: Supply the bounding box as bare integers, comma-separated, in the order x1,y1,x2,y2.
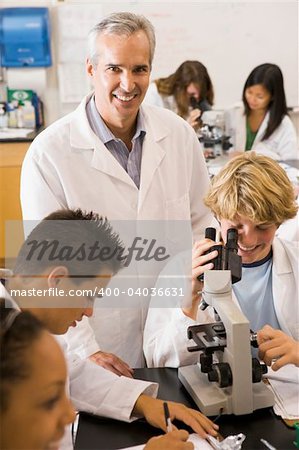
17,101,24,128
7,102,18,128
22,101,36,128
0,103,8,128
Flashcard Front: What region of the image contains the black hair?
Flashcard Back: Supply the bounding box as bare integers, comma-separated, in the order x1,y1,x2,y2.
0,298,45,412
242,63,288,141
13,209,125,284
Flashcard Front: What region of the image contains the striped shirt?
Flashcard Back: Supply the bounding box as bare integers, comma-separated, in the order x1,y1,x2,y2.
86,95,146,188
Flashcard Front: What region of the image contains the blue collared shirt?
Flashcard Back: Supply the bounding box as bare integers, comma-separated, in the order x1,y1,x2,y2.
86,95,146,188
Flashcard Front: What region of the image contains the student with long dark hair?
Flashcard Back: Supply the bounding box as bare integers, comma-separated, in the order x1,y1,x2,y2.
225,63,298,160
145,60,214,130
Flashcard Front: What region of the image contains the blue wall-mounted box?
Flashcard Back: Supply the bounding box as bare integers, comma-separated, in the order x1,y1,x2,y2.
0,7,52,67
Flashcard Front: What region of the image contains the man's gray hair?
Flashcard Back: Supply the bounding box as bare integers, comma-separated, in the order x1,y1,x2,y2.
87,12,156,68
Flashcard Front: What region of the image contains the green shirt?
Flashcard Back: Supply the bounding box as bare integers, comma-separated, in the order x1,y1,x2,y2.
245,120,258,151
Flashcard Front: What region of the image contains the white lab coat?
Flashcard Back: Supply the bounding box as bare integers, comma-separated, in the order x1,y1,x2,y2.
144,82,177,112
0,282,158,449
20,93,214,367
143,237,299,368
144,82,211,118
224,103,298,160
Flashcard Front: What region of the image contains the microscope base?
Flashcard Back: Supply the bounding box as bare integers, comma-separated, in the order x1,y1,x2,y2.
178,364,274,416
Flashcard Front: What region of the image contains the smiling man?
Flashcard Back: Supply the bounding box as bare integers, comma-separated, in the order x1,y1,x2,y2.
21,12,214,369
87,26,151,147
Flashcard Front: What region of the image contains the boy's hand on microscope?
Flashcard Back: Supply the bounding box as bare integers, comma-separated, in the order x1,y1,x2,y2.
133,396,219,438
182,239,219,319
144,430,194,450
257,325,299,370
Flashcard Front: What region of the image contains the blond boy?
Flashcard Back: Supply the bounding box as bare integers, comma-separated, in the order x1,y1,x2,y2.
144,153,298,368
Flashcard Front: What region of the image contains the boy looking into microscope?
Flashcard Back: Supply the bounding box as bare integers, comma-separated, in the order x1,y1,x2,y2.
144,152,298,369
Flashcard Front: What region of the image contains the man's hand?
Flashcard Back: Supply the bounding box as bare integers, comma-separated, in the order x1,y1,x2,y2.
144,430,193,449
257,325,299,370
133,395,219,438
89,351,134,377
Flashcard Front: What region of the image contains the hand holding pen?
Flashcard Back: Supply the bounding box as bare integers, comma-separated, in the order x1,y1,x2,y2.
143,403,192,449
144,430,193,449
163,402,173,433
133,395,219,438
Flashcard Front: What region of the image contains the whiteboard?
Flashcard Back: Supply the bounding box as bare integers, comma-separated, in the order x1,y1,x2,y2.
85,0,298,108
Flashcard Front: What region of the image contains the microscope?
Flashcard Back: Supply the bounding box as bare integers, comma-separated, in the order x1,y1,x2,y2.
195,110,232,158
178,228,274,416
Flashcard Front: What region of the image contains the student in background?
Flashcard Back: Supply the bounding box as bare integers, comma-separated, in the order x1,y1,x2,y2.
144,153,298,368
144,60,214,131
0,302,197,450
257,325,299,370
225,63,298,160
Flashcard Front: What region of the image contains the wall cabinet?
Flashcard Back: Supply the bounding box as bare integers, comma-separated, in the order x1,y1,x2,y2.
0,141,29,266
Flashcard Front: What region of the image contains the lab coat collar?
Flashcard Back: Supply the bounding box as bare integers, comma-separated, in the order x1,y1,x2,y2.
253,111,270,145
70,93,170,148
70,93,97,149
69,94,168,194
272,237,292,275
234,103,270,150
272,238,297,337
138,126,166,207
89,120,167,196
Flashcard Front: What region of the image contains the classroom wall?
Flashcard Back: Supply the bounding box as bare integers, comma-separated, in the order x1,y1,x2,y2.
1,0,298,126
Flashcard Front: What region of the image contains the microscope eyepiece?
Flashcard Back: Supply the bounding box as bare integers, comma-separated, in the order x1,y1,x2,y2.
199,227,241,284
190,96,199,109
205,227,216,241
226,228,238,251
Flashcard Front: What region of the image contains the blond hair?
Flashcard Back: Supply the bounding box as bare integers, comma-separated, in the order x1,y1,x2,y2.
204,152,298,225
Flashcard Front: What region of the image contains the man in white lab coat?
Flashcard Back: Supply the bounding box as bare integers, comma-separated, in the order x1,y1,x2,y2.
20,12,214,368
1,209,218,448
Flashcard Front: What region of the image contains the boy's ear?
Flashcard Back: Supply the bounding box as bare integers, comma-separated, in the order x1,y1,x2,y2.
47,266,69,288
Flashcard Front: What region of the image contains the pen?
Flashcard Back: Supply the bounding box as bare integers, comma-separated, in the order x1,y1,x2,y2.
163,401,173,433
206,435,222,450
260,438,277,450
